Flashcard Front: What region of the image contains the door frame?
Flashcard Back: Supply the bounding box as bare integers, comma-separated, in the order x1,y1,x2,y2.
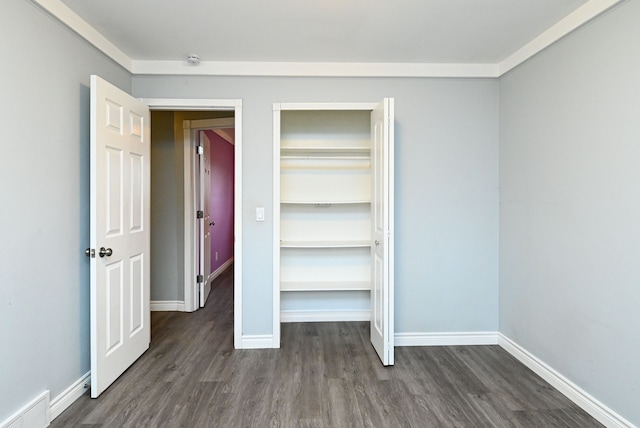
142,98,243,349
186,117,236,308
272,101,382,349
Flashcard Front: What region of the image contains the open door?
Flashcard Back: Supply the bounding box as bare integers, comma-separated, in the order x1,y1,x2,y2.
89,75,151,397
370,98,394,366
198,131,213,307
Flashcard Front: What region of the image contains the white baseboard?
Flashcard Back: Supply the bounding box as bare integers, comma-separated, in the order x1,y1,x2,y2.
49,372,90,421
280,310,370,323
207,257,233,283
238,335,277,349
1,390,49,428
150,300,185,312
498,334,635,428
395,331,499,347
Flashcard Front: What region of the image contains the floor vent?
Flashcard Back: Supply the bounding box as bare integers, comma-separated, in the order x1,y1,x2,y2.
1,391,50,428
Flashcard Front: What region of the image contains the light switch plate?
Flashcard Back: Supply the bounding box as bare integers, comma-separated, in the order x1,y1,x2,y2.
256,207,265,222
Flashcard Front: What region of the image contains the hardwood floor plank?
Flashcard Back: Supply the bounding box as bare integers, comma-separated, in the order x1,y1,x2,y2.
465,392,521,428
513,407,604,428
50,264,603,427
325,378,366,427
457,345,572,411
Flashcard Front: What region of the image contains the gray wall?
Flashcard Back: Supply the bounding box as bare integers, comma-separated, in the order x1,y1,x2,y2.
499,1,640,425
133,76,500,336
0,0,131,422
150,111,181,301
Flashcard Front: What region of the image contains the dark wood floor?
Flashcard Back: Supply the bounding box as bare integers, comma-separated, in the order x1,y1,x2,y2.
51,267,602,427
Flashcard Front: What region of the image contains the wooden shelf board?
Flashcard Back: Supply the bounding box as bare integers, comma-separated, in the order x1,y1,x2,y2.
280,164,370,170
280,240,370,248
281,281,371,291
281,146,370,152
281,200,370,205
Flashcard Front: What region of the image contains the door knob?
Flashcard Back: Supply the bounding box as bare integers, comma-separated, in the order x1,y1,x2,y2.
99,247,113,257
375,240,381,246
85,248,95,258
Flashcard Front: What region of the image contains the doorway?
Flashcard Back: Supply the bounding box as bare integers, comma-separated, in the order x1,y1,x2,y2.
146,99,243,349
190,118,236,308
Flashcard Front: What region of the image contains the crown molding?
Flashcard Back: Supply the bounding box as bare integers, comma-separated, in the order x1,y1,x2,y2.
499,0,627,76
29,0,132,71
131,60,498,78
30,0,625,79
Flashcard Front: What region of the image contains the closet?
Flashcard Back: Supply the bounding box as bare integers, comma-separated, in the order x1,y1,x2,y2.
273,100,395,365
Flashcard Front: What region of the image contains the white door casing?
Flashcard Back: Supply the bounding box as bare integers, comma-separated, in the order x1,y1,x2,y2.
370,98,394,366
90,75,151,397
198,131,212,307
182,117,235,312
272,101,394,358
137,100,242,349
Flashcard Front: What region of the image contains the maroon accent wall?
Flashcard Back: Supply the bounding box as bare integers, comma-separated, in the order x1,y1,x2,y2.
204,129,235,273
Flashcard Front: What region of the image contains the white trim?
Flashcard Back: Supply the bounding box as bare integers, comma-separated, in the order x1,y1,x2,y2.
183,121,198,312
1,391,50,428
144,98,243,349
240,335,278,349
272,104,281,348
49,372,90,421
273,101,391,349
499,0,626,75
233,106,243,350
141,99,241,110
279,102,378,111
498,334,635,428
29,0,132,71
280,310,371,323
133,61,498,78
28,0,626,78
150,301,185,312
207,257,234,283
394,331,499,347
385,98,395,365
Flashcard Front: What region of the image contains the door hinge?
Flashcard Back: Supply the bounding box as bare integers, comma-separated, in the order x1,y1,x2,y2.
197,145,204,155
197,275,204,283
197,210,204,219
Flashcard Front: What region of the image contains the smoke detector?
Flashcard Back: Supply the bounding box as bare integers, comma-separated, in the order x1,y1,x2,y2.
187,54,201,65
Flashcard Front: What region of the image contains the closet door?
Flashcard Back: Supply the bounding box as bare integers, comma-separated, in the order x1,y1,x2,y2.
370,98,394,366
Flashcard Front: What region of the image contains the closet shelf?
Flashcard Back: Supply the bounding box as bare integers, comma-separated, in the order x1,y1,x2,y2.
281,200,371,205
280,163,370,170
280,239,370,248
281,281,371,292
281,146,370,155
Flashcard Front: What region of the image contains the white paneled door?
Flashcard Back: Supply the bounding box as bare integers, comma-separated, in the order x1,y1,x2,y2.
199,131,212,307
370,98,394,366
89,75,150,398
